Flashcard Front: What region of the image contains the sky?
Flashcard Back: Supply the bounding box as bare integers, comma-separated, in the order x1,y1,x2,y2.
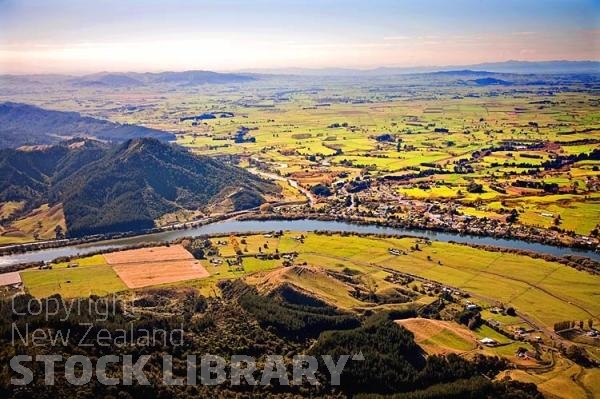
0,0,598,74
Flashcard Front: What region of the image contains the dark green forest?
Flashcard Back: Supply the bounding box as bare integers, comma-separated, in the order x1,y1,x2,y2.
0,138,278,237
0,282,543,399
0,102,175,149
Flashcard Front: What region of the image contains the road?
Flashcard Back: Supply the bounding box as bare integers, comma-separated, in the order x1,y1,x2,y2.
247,167,315,206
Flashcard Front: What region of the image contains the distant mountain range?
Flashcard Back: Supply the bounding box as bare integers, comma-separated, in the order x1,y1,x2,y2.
0,70,257,88
0,102,175,149
69,70,257,87
240,60,600,76
1,62,597,87
0,138,278,237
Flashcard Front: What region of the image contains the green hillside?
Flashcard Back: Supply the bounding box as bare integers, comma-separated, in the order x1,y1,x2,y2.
0,138,279,237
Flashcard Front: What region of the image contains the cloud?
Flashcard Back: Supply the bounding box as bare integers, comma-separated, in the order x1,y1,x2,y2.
512,31,537,36
383,36,410,41
1,28,597,74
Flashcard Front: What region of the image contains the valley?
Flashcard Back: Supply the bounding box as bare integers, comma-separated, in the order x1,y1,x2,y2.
1,71,598,250
4,229,600,398
2,1,599,397
0,67,598,399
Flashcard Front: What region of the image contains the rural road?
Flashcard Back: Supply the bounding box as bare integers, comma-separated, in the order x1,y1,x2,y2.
247,167,315,206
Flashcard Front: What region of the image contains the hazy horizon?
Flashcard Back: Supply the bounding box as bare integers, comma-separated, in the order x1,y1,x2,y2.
2,59,600,77
1,0,599,74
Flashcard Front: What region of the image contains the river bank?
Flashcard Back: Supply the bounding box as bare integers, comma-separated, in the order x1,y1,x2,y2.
239,213,600,251
2,207,599,258
1,217,600,269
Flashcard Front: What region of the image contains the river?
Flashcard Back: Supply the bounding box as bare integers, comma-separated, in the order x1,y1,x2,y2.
1,219,599,267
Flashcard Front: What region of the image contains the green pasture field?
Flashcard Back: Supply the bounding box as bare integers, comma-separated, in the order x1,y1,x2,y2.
20,254,127,298
289,233,600,328
2,79,599,242
20,231,599,331
2,72,598,399
491,193,600,235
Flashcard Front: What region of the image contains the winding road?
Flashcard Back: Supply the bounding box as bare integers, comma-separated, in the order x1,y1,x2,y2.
247,167,316,206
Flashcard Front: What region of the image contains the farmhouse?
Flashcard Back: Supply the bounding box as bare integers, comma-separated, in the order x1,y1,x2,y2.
488,319,501,328
388,248,402,256
479,337,497,347
516,348,537,359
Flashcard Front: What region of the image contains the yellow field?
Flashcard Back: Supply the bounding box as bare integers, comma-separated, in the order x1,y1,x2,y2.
397,318,476,354
500,358,600,399
1,203,65,244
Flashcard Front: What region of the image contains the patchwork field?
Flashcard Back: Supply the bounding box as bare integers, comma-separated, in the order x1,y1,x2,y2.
20,246,211,296
0,13,597,397
0,271,22,286
105,245,210,289
17,232,600,335
11,231,600,399
1,75,598,248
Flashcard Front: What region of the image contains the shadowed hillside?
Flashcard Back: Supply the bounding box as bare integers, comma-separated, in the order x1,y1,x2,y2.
0,138,279,237
0,102,175,148
67,70,258,87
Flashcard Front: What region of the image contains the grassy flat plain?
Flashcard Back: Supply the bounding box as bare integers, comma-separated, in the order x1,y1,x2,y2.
291,233,600,328
20,255,127,298
1,74,598,245
20,232,600,329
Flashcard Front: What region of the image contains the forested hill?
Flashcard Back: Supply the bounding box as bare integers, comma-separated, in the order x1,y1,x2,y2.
0,138,279,237
0,283,544,398
0,102,175,149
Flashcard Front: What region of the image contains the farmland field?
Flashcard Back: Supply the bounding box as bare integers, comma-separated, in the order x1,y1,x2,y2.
20,232,600,330
112,260,209,289
17,229,599,399
20,262,127,298
0,82,598,398
2,72,598,253
103,245,210,288
0,271,21,286
1,2,599,398
397,318,476,354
